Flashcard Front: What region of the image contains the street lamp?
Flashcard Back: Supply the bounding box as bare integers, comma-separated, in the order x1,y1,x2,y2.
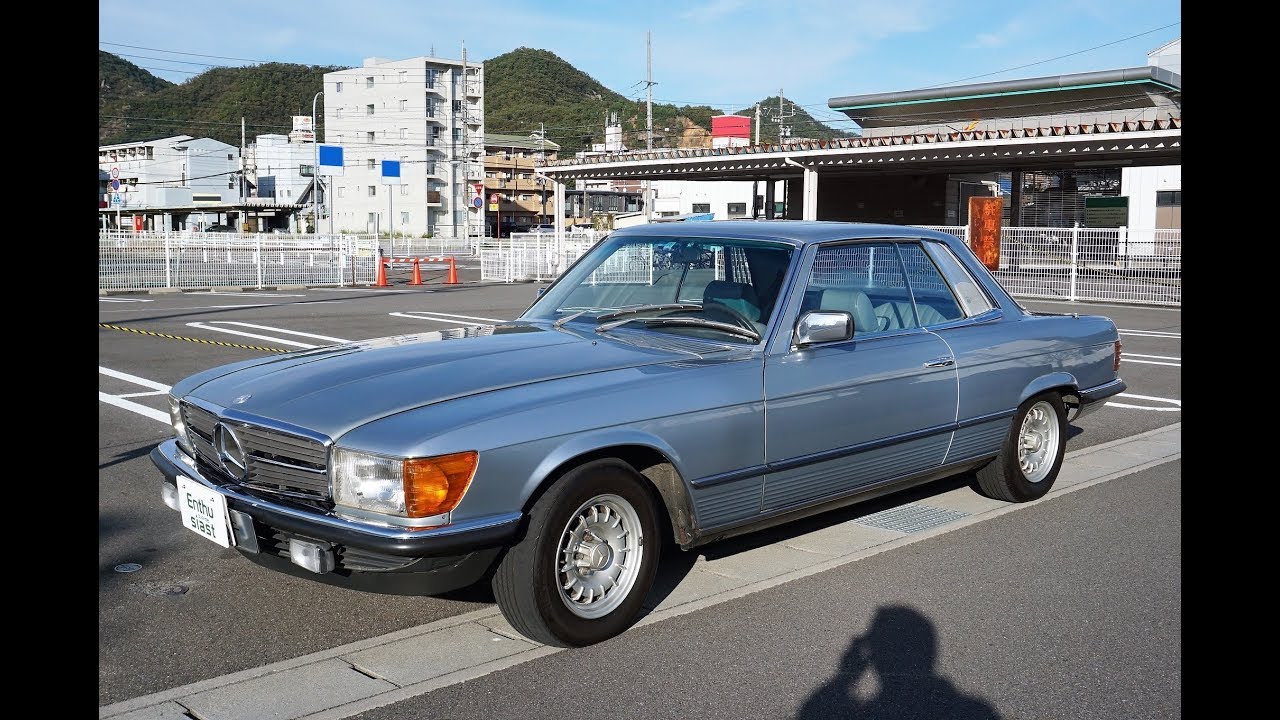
312,90,323,235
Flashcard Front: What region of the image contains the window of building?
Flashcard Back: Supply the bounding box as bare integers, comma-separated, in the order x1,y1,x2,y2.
453,128,463,141
338,187,345,198
227,154,234,161
426,68,437,88
366,76,374,88
401,211,410,225
398,71,407,84
1156,190,1181,206
692,203,711,214
400,128,407,139
368,185,377,196
367,159,376,170
366,104,375,116
1156,189,1181,230
367,131,375,143
425,159,436,174
453,100,462,112
336,107,343,119
336,81,343,93
400,185,409,196
727,202,747,217
399,99,408,112
147,147,154,159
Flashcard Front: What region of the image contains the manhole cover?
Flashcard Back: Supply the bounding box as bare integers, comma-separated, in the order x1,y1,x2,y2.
114,563,143,573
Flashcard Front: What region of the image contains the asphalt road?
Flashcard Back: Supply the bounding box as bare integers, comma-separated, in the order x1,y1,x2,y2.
98,276,1181,709
351,460,1182,720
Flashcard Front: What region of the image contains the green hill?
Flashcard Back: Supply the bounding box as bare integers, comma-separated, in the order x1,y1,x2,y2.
97,48,854,152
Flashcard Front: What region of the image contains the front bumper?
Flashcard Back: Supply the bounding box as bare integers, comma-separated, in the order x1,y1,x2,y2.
150,438,521,594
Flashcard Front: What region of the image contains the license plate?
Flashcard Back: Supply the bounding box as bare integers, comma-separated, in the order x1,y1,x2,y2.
177,476,234,549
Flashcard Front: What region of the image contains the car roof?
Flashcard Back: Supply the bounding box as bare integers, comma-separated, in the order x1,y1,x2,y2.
608,220,960,248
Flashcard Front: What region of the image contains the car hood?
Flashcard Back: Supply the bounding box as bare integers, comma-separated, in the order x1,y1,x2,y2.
182,322,724,440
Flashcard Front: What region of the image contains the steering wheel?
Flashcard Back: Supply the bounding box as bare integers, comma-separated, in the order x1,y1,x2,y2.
699,301,759,333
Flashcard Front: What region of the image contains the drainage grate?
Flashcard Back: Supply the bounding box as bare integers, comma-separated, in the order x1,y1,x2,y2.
854,503,970,534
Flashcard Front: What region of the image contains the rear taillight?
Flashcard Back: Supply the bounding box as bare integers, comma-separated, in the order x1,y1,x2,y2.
1113,339,1122,372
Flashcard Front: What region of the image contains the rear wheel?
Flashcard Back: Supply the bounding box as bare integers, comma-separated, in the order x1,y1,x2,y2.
976,392,1067,502
492,459,661,647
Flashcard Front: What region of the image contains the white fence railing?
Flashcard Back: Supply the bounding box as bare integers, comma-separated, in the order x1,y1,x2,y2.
479,233,599,282
99,231,382,291
921,225,1181,306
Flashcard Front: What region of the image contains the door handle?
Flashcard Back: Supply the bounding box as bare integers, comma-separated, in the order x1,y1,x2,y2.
924,356,955,368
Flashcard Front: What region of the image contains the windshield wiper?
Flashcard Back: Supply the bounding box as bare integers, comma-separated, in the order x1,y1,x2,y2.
594,303,704,322
596,315,760,343
552,308,593,329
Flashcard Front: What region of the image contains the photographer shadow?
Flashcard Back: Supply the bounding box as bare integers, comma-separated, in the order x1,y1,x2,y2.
798,605,1002,720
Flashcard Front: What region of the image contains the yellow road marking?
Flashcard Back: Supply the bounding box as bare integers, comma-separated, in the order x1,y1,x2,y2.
98,323,290,353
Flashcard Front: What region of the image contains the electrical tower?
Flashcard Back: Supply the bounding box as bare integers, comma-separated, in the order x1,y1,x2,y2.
772,89,796,143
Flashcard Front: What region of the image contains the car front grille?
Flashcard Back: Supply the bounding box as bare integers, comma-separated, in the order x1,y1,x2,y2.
181,400,331,501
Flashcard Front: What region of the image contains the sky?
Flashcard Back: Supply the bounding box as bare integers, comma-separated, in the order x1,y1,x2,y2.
99,0,1181,134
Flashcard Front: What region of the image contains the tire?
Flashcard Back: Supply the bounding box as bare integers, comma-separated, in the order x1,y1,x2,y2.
492,459,662,647
975,392,1067,502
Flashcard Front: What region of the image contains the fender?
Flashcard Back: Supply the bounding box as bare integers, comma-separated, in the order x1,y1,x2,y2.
520,428,699,546
1019,371,1079,406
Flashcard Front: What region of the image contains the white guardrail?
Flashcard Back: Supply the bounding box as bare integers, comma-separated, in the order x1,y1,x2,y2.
100,226,1180,307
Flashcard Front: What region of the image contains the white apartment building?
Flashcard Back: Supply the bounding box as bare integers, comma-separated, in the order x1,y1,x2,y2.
98,135,240,215
323,54,484,238
649,179,783,219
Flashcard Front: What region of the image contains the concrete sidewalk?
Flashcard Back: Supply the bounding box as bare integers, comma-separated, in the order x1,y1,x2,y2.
100,423,1181,720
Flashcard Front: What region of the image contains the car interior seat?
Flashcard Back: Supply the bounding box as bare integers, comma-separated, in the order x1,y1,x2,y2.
702,280,761,323
817,288,879,336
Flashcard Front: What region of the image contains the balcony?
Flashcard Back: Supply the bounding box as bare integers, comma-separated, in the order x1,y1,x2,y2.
465,82,481,97
426,190,443,205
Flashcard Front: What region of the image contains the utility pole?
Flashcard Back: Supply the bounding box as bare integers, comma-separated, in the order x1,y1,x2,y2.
539,122,547,223
774,89,795,143
312,91,323,235
644,31,653,222
240,116,246,231
753,103,761,218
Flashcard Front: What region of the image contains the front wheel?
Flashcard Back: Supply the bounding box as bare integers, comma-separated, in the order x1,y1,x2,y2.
975,392,1067,502
492,459,661,647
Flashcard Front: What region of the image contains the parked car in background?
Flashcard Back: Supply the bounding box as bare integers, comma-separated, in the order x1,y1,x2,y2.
202,224,235,232
151,220,1126,648
529,224,557,234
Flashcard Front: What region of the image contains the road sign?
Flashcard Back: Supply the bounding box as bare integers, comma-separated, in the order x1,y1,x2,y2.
318,145,345,176
112,193,123,206
111,179,121,191
380,160,401,185
110,167,119,179
472,197,484,209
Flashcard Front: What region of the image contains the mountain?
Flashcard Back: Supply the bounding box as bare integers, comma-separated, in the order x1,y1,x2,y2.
97,48,855,152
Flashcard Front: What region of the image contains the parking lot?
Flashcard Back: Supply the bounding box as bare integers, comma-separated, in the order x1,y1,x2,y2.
99,280,1181,713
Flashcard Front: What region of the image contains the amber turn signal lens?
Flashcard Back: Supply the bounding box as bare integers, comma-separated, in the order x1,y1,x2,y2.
1113,339,1123,372
403,451,478,518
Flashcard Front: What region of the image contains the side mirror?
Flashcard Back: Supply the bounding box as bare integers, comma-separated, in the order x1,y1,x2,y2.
536,286,547,298
794,311,853,348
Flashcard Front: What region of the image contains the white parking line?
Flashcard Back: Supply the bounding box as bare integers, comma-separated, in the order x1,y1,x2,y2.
98,366,171,424
1106,392,1181,411
99,297,154,303
1119,329,1181,338
211,322,351,343
391,310,506,323
1127,353,1180,361
193,291,307,297
186,322,319,349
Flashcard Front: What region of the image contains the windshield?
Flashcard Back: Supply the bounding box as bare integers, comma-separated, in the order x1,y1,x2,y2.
523,234,795,344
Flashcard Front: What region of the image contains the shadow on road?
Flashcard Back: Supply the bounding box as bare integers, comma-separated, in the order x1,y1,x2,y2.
797,605,1002,719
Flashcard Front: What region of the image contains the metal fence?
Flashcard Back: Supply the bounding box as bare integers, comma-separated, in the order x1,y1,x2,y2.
99,231,381,291
920,225,1181,306
478,233,599,283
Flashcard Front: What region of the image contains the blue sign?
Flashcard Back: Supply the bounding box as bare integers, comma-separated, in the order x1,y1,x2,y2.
472,196,484,209
110,178,121,191
112,193,123,206
380,160,401,185
318,145,345,176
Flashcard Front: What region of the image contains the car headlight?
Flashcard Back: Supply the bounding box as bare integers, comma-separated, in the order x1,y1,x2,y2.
168,395,193,455
331,448,478,520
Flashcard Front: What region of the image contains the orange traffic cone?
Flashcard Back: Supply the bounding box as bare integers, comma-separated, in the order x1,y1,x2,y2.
374,253,390,287
409,258,423,285
445,256,459,285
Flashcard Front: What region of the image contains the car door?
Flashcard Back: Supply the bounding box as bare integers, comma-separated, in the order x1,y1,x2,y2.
761,240,959,512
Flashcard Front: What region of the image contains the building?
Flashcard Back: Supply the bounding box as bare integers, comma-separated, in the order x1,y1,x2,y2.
323,54,484,238
483,132,560,236
1120,38,1182,230
246,134,317,232
98,135,241,230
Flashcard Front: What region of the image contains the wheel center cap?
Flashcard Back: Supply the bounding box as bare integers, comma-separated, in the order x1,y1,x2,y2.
583,541,612,570
1026,433,1042,451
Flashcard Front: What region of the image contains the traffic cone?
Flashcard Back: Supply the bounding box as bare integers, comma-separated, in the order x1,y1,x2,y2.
445,257,459,285
409,258,423,285
375,253,390,287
